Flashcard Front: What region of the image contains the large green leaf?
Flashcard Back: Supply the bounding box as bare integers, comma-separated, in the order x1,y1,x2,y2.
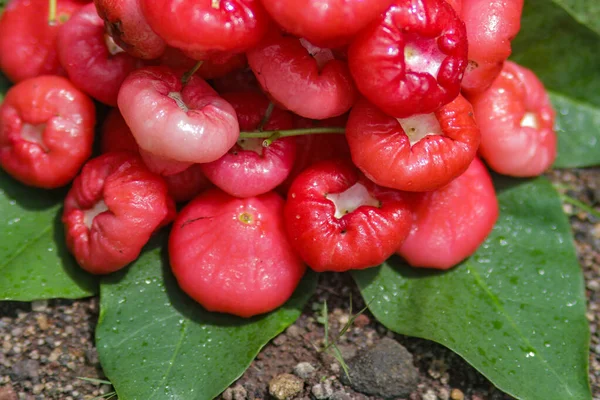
550,0,600,36
511,0,600,168
97,236,317,400
0,171,97,300
353,177,591,400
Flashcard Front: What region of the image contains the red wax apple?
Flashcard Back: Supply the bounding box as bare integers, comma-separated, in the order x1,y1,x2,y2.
169,189,306,318
57,3,138,106
63,152,176,274
397,157,498,269
0,0,81,83
117,66,239,165
348,0,468,118
94,0,166,59
0,76,95,189
140,0,270,55
200,91,296,198
100,108,139,154
247,31,358,119
470,61,556,177
346,95,479,192
460,0,523,96
284,159,412,272
259,0,393,47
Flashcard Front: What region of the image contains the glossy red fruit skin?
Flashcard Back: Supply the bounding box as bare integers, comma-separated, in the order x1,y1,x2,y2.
284,159,412,272
100,108,139,154
155,47,248,80
346,95,479,192
63,152,176,274
0,76,95,189
169,189,305,318
93,0,166,59
117,66,239,164
99,108,211,202
0,0,81,83
140,0,270,55
247,32,358,120
348,0,468,118
460,0,523,96
201,91,296,198
470,61,556,177
397,157,498,269
260,0,393,47
211,67,261,94
57,3,138,106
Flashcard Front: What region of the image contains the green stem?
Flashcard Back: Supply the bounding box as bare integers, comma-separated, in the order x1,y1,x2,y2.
239,127,345,139
560,194,600,219
48,0,57,25
181,61,204,85
257,102,275,132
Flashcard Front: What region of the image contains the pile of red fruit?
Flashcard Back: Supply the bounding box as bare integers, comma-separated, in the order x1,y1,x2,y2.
0,0,557,318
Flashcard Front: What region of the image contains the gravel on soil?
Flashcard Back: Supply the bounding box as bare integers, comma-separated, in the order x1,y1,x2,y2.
0,168,598,400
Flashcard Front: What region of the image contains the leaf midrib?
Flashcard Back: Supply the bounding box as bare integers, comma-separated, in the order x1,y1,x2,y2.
465,261,574,398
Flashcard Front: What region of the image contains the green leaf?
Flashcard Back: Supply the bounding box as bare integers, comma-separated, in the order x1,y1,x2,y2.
511,0,600,168
0,73,9,102
0,171,98,300
353,177,591,400
97,236,317,400
550,0,600,36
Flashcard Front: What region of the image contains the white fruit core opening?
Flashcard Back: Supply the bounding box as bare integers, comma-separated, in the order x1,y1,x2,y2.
83,200,109,230
404,35,445,79
168,92,189,113
326,183,380,219
104,34,125,56
398,113,443,146
21,123,49,152
520,112,540,129
237,138,264,156
299,38,335,71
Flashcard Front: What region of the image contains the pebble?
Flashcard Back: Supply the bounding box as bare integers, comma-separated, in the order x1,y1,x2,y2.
222,384,247,400
0,383,17,400
341,338,418,399
30,301,48,312
10,360,40,382
438,388,450,400
450,388,464,400
423,389,437,400
330,391,351,400
268,374,304,400
35,315,48,331
285,325,305,339
312,380,334,399
272,335,287,346
353,314,370,328
293,362,316,379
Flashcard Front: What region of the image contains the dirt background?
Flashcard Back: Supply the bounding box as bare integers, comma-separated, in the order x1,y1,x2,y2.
0,168,598,400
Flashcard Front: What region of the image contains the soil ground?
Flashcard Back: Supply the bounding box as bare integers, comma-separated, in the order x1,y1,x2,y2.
0,168,598,400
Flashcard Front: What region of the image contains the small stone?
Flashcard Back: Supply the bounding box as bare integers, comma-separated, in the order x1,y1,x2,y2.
450,389,464,400
438,388,450,400
311,380,334,399
222,388,234,400
285,325,305,339
10,360,40,382
31,300,48,312
35,315,49,331
353,314,370,328
32,384,44,395
10,328,23,337
272,335,287,346
268,374,304,400
0,383,17,400
335,344,356,360
230,384,247,400
329,363,340,374
588,280,600,292
423,390,437,400
330,391,351,400
65,326,75,335
341,338,418,399
48,349,61,362
293,362,316,379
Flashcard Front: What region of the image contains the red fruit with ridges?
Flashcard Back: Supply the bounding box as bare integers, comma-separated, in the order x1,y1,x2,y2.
140,0,270,55
201,91,296,198
169,189,306,318
348,0,468,118
0,76,95,189
63,152,176,274
346,95,479,192
247,32,358,120
259,0,393,47
163,164,212,203
117,66,239,165
0,0,81,83
460,0,523,96
397,157,498,269
58,3,138,106
284,159,412,272
93,0,167,59
470,61,556,177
